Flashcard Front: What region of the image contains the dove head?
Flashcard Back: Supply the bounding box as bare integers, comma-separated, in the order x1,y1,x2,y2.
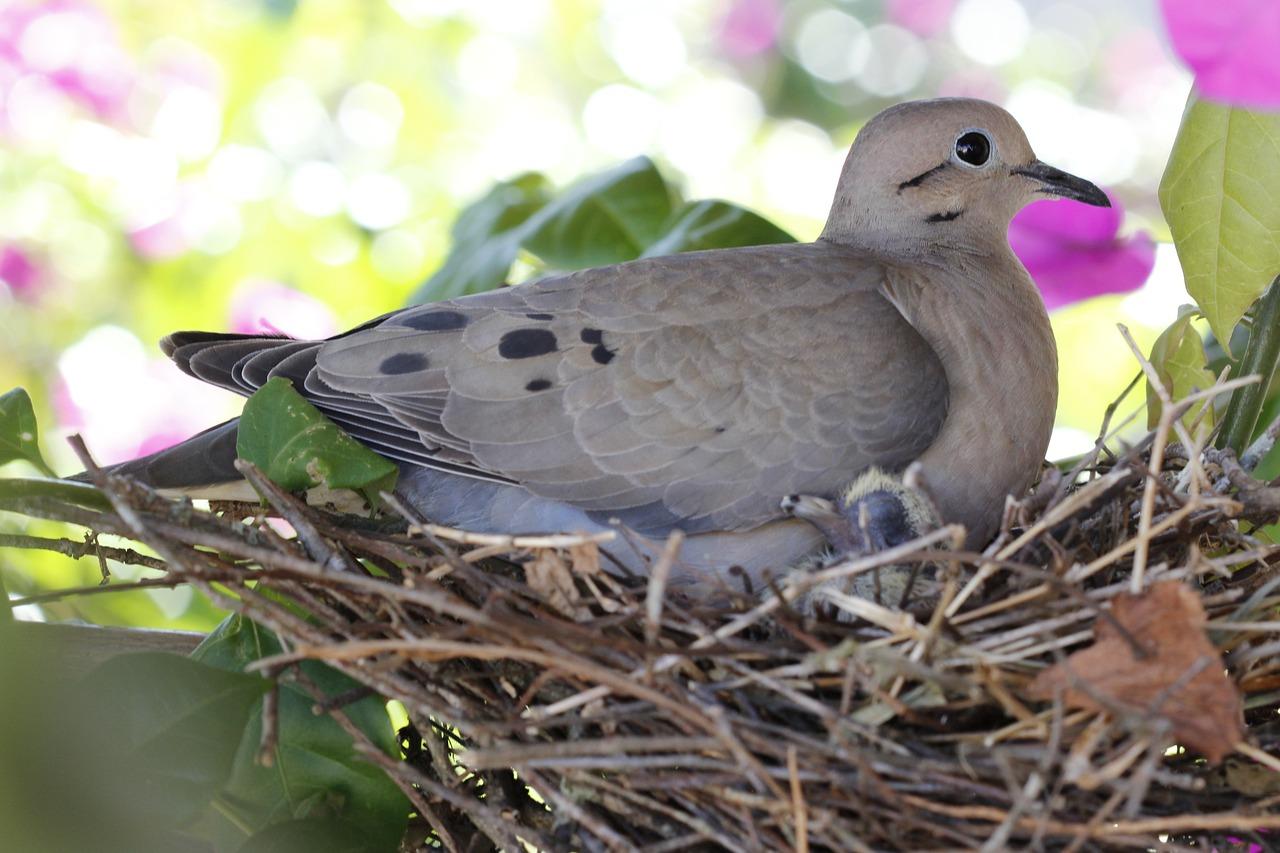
821,98,1108,254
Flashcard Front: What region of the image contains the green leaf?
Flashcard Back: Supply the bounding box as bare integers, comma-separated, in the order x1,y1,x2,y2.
524,156,680,268
0,388,56,477
1147,313,1217,430
410,158,794,311
236,377,397,497
193,615,408,853
234,819,370,853
642,199,796,258
76,652,270,829
412,172,554,302
1217,275,1280,451
1158,96,1280,344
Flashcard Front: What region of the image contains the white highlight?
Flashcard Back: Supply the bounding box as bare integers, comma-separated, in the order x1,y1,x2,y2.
346,173,412,230
952,0,1030,66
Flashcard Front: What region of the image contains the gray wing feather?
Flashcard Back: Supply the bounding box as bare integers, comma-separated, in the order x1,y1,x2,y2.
162,242,949,535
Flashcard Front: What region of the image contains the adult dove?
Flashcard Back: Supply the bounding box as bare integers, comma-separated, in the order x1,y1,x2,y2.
106,98,1108,592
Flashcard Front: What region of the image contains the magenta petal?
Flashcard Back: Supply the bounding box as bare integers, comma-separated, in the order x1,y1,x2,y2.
1009,196,1156,311
134,428,194,458
1030,233,1156,311
887,0,956,38
1161,0,1280,109
0,244,42,297
1011,197,1121,244
228,280,338,340
128,217,188,260
718,0,782,58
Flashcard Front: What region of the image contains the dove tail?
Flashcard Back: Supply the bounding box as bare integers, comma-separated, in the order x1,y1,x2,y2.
69,418,243,491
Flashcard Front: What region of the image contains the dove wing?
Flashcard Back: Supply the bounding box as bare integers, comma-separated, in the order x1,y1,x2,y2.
166,242,949,536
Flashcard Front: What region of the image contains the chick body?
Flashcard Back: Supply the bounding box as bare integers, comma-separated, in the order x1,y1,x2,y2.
781,467,943,616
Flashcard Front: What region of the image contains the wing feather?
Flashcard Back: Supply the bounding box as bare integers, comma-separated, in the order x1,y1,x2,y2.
164,242,949,535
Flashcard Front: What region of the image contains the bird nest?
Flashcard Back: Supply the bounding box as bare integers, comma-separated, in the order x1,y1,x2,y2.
17,374,1280,852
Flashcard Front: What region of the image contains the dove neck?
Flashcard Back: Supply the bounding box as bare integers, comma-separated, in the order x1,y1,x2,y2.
819,222,1010,260
882,257,1059,547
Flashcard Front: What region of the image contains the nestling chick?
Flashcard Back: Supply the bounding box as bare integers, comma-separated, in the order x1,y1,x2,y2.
780,467,942,617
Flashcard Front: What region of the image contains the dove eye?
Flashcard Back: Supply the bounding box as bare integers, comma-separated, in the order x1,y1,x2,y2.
954,130,992,167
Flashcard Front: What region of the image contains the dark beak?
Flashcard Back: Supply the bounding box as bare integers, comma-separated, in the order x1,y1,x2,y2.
1012,160,1110,207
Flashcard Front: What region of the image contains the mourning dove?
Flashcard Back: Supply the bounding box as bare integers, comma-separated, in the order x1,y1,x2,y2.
105,98,1108,593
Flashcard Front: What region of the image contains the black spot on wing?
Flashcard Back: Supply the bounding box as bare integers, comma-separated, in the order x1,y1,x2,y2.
580,328,603,344
398,310,468,331
498,328,558,359
525,378,552,392
379,352,429,374
591,343,615,365
525,312,553,321
926,209,963,223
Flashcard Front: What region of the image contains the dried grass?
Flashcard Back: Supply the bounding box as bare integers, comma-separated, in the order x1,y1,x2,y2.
8,355,1280,852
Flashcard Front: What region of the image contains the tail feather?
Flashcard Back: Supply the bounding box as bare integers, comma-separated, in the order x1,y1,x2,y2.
239,341,314,388
123,320,508,490
164,332,290,396
72,419,242,489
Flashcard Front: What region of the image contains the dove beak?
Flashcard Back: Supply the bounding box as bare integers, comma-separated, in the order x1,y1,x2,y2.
1013,161,1111,207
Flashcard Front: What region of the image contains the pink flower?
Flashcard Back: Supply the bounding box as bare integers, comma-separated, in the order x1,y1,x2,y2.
228,280,338,340
718,0,782,58
1009,193,1156,311
0,244,43,299
128,215,188,260
0,0,134,122
1160,0,1280,109
886,0,956,38
56,325,236,465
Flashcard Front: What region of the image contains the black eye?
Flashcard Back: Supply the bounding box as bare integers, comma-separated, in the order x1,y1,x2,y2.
955,131,991,167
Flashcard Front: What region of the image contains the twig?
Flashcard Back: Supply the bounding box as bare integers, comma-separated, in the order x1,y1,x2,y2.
1242,409,1280,472
644,530,683,648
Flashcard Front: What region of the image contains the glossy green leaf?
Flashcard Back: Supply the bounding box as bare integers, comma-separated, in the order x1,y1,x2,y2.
1159,96,1280,344
412,172,554,302
76,652,270,828
0,388,56,478
3,639,229,852
642,199,796,258
193,615,408,853
409,159,791,310
1146,313,1217,430
236,377,397,497
524,156,680,268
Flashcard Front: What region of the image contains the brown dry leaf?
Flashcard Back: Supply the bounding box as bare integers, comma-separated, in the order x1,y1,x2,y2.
524,549,588,619
1028,580,1243,763
568,542,602,576
1221,755,1280,796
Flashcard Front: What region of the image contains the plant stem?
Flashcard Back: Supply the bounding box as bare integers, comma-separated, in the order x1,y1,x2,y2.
0,476,112,511
1217,275,1280,453
0,568,11,628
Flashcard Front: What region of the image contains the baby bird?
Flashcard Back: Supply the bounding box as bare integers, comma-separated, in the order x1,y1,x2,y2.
780,467,942,616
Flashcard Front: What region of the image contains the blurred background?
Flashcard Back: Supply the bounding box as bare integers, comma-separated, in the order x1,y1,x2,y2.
1,0,1192,629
